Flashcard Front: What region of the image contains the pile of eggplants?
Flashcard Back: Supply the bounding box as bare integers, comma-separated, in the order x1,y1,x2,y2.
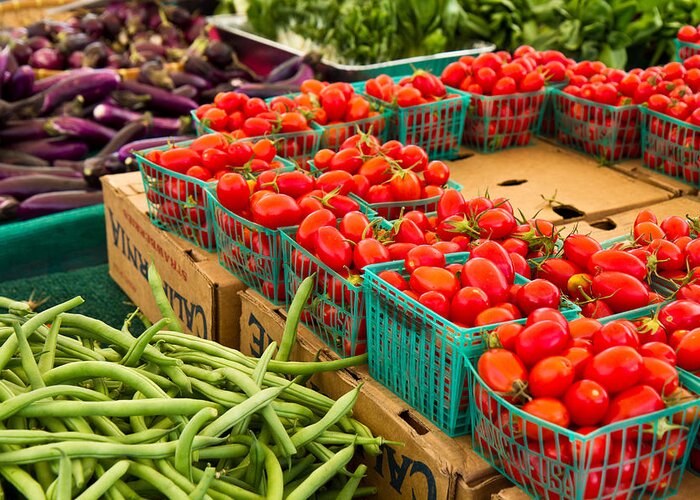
0,2,316,223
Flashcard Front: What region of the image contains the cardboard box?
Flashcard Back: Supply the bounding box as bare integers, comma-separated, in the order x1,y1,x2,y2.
239,289,511,500
450,141,676,225
613,158,699,197
102,172,246,347
556,196,700,242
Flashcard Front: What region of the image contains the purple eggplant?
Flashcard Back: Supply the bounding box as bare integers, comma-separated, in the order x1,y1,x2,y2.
27,36,52,51
117,80,197,115
0,195,18,220
80,13,103,39
40,69,120,114
133,41,166,58
0,174,88,200
46,116,116,143
0,162,81,179
0,149,49,166
29,48,65,70
138,60,174,90
171,71,211,91
185,17,206,44
204,41,234,68
265,55,306,83
117,135,192,163
32,68,91,93
83,153,127,187
0,46,10,98
235,82,305,99
83,42,110,68
57,32,91,54
13,138,89,162
0,119,49,141
6,66,35,102
68,52,85,69
173,85,197,100
11,42,32,66
17,190,102,219
96,120,148,156
99,12,122,39
184,56,229,84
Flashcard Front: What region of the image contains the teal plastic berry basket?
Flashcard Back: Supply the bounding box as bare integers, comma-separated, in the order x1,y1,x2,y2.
364,252,580,436
540,81,568,138
280,215,388,358
641,107,700,188
463,90,546,153
135,147,216,251
467,355,700,500
551,88,640,163
358,78,471,160
190,110,322,169
676,38,700,62
311,109,393,150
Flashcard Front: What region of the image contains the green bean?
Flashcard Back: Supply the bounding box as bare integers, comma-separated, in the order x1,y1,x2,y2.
234,342,277,437
35,461,54,491
148,264,184,333
317,486,377,499
0,373,24,393
291,385,360,448
55,449,72,500
15,398,218,418
244,434,265,492
282,455,316,485
285,445,355,500
153,332,251,366
220,368,297,457
277,275,315,362
191,466,265,500
0,427,173,445
0,297,32,315
262,443,284,500
86,416,126,439
155,459,200,496
121,308,140,334
181,364,225,385
75,461,130,500
0,464,47,499
128,460,189,500
0,297,84,372
189,466,215,500
11,322,44,390
0,384,109,420
335,463,367,500
292,349,322,387
348,419,382,456
121,318,170,367
112,477,144,500
175,406,218,480
200,385,284,437
0,436,222,464
194,443,249,460
315,431,399,448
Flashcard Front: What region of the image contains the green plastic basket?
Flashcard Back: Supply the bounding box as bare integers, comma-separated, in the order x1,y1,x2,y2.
190,110,323,169
467,355,700,500
463,90,546,153
540,81,568,138
364,252,581,436
641,107,700,188
360,78,471,160
551,88,641,162
676,38,700,61
135,139,295,252
279,211,384,357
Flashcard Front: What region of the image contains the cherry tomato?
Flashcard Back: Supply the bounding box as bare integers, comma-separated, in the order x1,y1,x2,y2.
419,291,450,317
338,211,371,244
515,320,570,367
409,266,459,299
470,241,515,283
251,193,302,229
314,226,353,272
437,189,465,220
378,270,408,291
389,170,422,201
639,342,676,366
216,173,250,214
461,258,510,304
564,380,609,427
522,398,570,440
529,356,574,398
477,348,528,397
516,279,560,315
450,287,490,326
316,170,354,195
563,234,603,269
405,245,446,274
640,357,679,396
676,328,700,371
591,272,649,313
424,161,450,185
591,321,640,353
584,346,643,394
561,346,593,379
296,209,335,251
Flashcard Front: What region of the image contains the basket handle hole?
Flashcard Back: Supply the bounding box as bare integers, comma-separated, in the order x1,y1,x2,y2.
552,204,585,220
498,179,527,186
398,410,430,436
589,218,617,231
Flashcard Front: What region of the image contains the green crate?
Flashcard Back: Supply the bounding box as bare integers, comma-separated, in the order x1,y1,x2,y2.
551,88,641,163
676,38,700,62
467,356,700,500
190,110,322,169
540,82,568,138
359,77,471,160
463,90,546,153
279,214,386,357
135,139,295,252
364,252,581,436
641,107,700,188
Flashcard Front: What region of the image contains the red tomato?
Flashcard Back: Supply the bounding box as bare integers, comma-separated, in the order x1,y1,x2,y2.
474,306,516,326
276,171,314,198
529,356,574,398
515,320,570,367
516,279,560,315
251,193,302,229
639,342,676,366
522,398,570,440
569,317,602,340
602,385,664,426
314,226,353,272
216,173,250,213
584,346,643,394
338,211,371,244
436,189,465,220
405,245,445,274
536,258,583,291
389,170,422,201
424,161,450,186
676,328,700,371
640,357,679,396
353,238,390,269
296,209,335,251
564,380,609,426
591,272,649,313
329,147,363,174
476,209,517,239
634,221,665,245
591,321,640,353
160,148,201,174
394,219,427,245
399,145,429,171
316,170,354,195
450,287,490,326
470,241,515,283
587,250,647,282
461,258,510,304
477,348,528,396
419,291,450,317
659,300,700,331
660,215,690,240
386,242,416,260
409,267,459,299
563,234,603,269
561,346,593,379
378,270,408,291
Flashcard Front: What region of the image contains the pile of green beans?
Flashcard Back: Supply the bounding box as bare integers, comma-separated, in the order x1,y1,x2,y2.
0,266,389,499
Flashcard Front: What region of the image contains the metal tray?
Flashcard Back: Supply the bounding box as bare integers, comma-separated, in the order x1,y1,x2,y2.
209,14,496,81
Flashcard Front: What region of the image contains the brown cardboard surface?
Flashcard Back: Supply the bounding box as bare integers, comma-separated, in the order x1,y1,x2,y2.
102,172,246,347
238,289,509,500
449,141,675,225
613,158,699,197
556,196,700,242
492,469,700,499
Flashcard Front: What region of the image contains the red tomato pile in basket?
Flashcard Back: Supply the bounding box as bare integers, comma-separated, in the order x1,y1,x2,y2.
364,71,451,107
313,134,450,204
440,46,571,96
